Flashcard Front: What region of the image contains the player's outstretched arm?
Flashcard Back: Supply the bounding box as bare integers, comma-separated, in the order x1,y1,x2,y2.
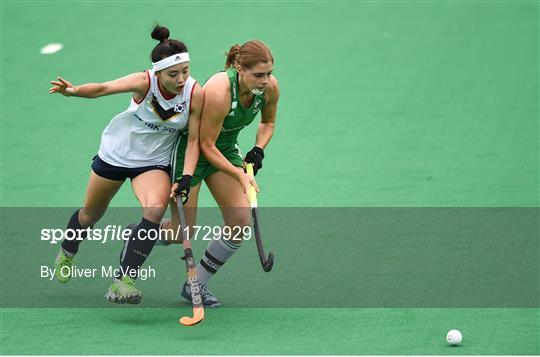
49,71,149,99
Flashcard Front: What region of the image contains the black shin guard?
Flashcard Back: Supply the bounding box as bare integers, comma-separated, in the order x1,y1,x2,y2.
61,209,88,255
118,217,159,278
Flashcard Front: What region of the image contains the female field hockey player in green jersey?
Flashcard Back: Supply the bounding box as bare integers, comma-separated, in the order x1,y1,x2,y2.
49,25,203,304
162,40,279,307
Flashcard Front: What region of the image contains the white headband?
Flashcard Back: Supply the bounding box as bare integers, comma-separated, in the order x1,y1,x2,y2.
152,52,190,71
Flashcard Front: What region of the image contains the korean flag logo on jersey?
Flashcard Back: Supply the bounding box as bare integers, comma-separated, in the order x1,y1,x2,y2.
151,95,187,121
174,102,187,114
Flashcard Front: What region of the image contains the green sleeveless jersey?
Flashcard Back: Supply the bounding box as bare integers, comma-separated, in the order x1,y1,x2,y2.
173,68,264,185
215,68,265,149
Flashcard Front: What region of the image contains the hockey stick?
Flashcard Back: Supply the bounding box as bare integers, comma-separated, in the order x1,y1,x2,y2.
176,197,204,326
246,163,274,272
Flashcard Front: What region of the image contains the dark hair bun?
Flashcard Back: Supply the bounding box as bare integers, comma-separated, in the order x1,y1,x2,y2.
151,25,170,43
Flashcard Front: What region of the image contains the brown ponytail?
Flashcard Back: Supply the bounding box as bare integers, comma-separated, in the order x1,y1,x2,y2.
224,44,241,69
224,40,273,69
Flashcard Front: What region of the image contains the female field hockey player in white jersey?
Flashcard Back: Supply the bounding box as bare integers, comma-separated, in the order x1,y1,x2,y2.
163,40,279,307
49,25,203,304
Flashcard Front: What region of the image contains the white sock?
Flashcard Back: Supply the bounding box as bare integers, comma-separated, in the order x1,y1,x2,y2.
196,235,240,284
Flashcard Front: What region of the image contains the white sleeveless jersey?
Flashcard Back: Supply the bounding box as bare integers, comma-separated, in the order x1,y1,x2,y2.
98,70,196,168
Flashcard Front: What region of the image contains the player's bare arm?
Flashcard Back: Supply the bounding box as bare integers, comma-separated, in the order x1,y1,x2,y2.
255,76,279,149
49,71,149,99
